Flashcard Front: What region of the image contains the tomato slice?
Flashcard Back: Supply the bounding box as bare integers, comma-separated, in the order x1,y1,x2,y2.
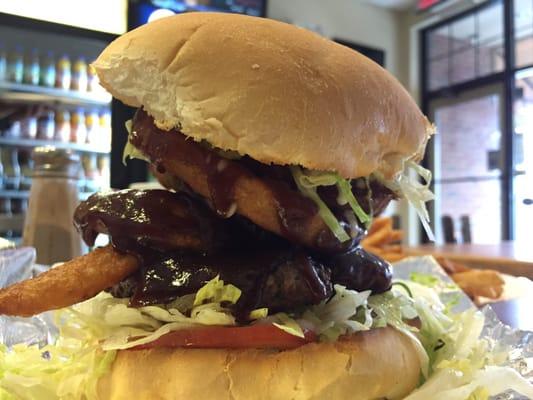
131,324,317,351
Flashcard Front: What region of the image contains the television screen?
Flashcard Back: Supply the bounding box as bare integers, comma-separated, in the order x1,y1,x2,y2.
130,0,266,29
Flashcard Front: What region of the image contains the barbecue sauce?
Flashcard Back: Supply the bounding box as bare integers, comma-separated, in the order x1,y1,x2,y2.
74,189,393,316
76,109,396,314
74,189,230,253
130,109,333,247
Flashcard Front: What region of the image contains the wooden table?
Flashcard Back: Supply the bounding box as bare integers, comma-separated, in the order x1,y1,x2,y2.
405,241,533,330
405,241,533,278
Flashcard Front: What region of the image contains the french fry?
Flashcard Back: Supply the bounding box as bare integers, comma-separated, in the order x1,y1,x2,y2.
387,230,404,243
361,224,391,247
382,244,402,253
367,217,391,236
362,217,406,263
452,270,504,300
379,252,406,262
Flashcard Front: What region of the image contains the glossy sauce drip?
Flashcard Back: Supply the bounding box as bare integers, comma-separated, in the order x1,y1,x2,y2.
74,190,206,249
74,189,393,314
319,247,393,293
204,155,242,217
128,247,333,320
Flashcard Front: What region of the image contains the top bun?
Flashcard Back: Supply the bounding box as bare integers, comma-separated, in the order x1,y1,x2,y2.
94,12,433,179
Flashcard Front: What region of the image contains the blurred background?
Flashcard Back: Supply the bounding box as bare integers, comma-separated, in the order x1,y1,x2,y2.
0,0,531,249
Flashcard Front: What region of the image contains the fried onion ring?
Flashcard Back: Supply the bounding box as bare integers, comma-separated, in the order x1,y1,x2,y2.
0,246,138,317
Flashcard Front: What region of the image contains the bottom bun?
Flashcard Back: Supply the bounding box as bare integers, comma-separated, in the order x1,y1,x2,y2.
98,327,421,400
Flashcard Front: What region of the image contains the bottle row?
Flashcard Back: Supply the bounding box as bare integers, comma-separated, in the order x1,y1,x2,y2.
0,148,110,193
2,106,111,148
0,45,103,93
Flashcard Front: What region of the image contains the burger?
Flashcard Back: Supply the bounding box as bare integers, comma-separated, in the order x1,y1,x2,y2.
0,12,438,400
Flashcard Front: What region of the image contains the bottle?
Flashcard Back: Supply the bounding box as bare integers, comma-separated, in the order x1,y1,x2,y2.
20,114,37,139
97,154,110,190
11,198,27,215
87,64,99,92
7,46,23,83
0,197,12,238
81,153,99,192
22,147,86,264
23,48,40,86
71,57,87,92
37,110,55,140
18,149,33,190
54,109,70,142
70,109,87,144
85,109,99,144
39,51,56,88
1,148,21,190
55,54,71,90
0,43,7,81
99,110,112,149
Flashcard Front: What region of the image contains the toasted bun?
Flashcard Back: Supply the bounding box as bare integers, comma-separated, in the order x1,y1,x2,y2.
98,327,421,400
93,13,433,179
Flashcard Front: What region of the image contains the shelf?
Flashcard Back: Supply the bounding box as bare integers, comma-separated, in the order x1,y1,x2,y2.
0,190,97,199
0,190,29,199
0,137,110,153
0,81,112,107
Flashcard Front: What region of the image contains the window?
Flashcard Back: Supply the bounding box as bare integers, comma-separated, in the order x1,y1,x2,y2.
515,0,533,67
422,0,533,242
425,1,504,92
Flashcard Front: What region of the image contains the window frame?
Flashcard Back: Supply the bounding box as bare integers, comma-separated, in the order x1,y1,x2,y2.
420,0,533,242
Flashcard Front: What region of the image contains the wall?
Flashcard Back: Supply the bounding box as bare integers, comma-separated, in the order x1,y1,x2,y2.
0,0,127,34
267,0,401,77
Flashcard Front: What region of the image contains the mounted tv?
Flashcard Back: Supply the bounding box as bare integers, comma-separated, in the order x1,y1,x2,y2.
417,0,450,12
129,0,267,29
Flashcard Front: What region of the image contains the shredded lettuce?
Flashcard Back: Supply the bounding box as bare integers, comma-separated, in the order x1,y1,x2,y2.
0,323,116,399
67,277,241,351
291,167,372,242
249,308,268,320
409,271,441,288
193,275,241,306
122,120,148,164
272,314,305,338
303,285,372,340
291,166,350,242
2,268,533,399
378,161,435,241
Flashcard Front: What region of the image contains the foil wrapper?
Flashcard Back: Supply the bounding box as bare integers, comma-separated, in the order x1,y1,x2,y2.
395,256,532,399
0,247,58,347
0,251,531,398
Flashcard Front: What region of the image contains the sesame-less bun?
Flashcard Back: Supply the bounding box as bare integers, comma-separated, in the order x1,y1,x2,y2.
98,327,421,400
93,12,433,180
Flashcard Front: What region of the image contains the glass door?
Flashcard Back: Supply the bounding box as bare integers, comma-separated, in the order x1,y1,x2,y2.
428,85,505,244
514,68,533,241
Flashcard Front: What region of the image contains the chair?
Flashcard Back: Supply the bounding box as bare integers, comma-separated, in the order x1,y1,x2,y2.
460,215,472,243
441,215,457,244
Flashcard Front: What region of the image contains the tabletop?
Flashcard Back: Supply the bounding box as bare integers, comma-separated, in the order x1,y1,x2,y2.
405,241,533,278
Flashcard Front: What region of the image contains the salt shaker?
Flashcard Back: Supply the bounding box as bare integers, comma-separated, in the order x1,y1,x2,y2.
22,147,86,265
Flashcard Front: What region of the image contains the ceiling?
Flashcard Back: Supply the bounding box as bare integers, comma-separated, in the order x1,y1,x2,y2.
366,0,418,10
